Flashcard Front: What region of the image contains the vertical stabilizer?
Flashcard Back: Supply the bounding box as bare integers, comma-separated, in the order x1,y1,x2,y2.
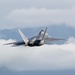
42,27,47,40
18,29,28,45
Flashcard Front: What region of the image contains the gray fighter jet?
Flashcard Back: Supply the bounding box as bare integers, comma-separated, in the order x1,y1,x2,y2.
5,28,64,47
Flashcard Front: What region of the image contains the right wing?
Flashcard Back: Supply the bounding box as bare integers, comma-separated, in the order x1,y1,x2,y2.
45,37,64,43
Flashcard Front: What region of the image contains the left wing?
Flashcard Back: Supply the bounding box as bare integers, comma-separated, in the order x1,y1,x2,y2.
4,41,25,46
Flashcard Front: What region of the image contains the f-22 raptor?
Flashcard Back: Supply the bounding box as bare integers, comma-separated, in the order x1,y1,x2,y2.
5,28,64,47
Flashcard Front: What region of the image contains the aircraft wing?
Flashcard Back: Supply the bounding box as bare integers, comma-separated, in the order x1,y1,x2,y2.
44,37,64,43
4,41,25,46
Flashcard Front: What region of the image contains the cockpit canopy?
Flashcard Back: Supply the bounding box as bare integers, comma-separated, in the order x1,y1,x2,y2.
39,30,48,36
39,30,44,35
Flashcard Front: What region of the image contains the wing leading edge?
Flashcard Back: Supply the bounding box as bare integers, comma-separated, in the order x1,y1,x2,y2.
44,37,64,43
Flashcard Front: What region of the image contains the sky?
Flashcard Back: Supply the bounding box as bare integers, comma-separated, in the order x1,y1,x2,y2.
0,0,75,74
0,0,75,29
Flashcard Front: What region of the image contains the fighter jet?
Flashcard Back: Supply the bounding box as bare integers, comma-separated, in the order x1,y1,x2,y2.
5,28,64,47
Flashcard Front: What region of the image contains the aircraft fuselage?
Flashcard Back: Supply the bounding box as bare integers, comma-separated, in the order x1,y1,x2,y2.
28,40,44,47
